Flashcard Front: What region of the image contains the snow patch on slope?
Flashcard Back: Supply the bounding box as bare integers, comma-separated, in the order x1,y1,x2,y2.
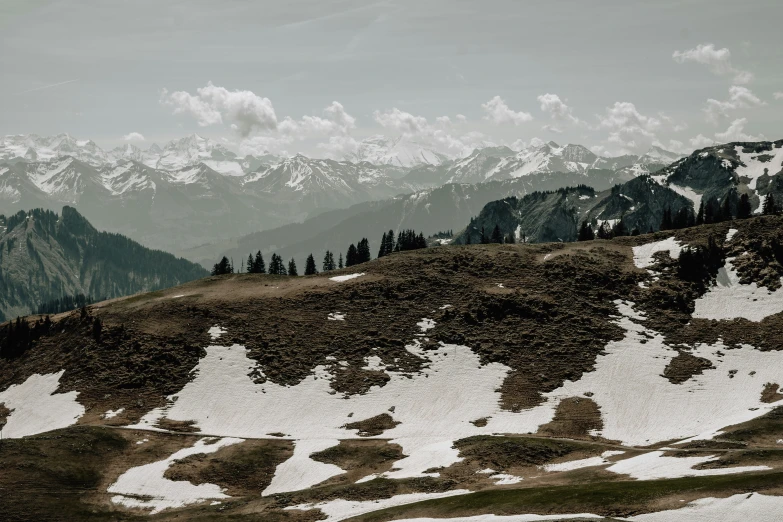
606,450,768,480
632,237,683,269
629,492,783,521
0,371,84,438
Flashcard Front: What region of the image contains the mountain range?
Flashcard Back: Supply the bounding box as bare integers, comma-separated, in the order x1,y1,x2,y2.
0,133,686,257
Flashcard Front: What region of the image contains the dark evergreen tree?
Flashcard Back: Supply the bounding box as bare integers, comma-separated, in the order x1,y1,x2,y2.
660,208,673,231
612,218,628,237
577,220,594,241
596,222,612,240
763,193,778,215
696,201,705,225
465,233,471,245
211,256,233,275
346,244,358,267
322,250,335,271
268,253,286,275
479,226,488,244
254,251,266,274
378,232,389,258
721,195,733,221
490,225,503,244
304,254,317,275
505,232,516,244
338,253,343,269
356,238,371,263
704,200,715,224
287,258,298,276
246,254,254,274
737,193,752,219
672,207,693,229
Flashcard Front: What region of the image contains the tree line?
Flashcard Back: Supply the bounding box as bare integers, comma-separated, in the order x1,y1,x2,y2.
211,228,430,277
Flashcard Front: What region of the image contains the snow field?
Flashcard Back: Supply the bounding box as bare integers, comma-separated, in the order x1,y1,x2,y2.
725,228,738,242
628,492,783,521
109,437,243,514
541,450,625,472
103,408,124,419
667,184,702,210
632,237,683,269
0,371,84,438
692,257,783,321
286,490,471,522
390,515,601,522
263,439,344,495
329,272,365,282
606,450,768,480
733,145,783,190
208,325,226,340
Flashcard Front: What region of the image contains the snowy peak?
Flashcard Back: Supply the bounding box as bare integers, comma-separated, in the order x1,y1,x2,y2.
637,145,684,167
347,135,450,168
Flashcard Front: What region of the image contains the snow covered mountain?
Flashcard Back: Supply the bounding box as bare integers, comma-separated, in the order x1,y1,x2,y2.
346,135,451,168
0,134,273,176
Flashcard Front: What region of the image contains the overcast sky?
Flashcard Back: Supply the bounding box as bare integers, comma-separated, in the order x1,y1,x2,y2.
1,0,782,158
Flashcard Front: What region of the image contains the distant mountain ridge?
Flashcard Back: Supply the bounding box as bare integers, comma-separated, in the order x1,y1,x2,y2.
0,207,207,321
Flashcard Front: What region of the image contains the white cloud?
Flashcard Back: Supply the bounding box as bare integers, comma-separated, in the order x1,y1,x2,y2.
690,134,715,149
373,107,429,134
279,101,356,137
481,96,533,125
597,101,660,152
455,114,467,122
653,139,688,154
537,93,579,124
161,82,278,136
714,118,764,142
510,137,544,150
542,124,563,134
672,43,753,84
316,135,360,160
238,134,294,157
774,92,783,100
435,115,452,126
704,85,765,123
122,132,145,141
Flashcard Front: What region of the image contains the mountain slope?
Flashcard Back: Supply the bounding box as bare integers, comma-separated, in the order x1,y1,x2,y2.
0,207,207,320
2,216,783,520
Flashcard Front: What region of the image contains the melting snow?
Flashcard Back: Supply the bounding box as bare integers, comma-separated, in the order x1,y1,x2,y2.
668,184,702,210
393,515,601,522
0,371,84,438
103,408,125,419
488,473,523,484
541,450,625,472
733,145,783,190
725,228,738,242
692,258,783,321
327,312,346,321
607,450,768,480
208,326,226,340
629,492,783,521
632,237,683,269
417,318,436,333
109,437,243,514
263,439,344,495
329,273,365,282
287,490,471,522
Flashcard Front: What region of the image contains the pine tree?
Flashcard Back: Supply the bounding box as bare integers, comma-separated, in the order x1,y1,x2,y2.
378,232,388,258
338,253,343,269
696,201,705,225
385,230,394,255
304,254,317,275
287,258,298,276
465,232,471,245
211,256,232,275
704,200,715,224
357,238,371,263
577,220,594,241
721,195,733,221
737,193,752,219
254,251,266,273
268,253,286,275
490,225,503,244
612,219,628,237
505,232,516,244
763,193,778,215
322,250,335,271
346,244,357,267
660,208,673,231
246,253,254,273
480,226,488,244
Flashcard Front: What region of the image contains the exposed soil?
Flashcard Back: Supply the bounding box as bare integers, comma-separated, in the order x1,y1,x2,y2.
343,413,401,437
538,397,604,439
311,440,404,484
163,439,293,496
663,350,715,384
761,383,783,404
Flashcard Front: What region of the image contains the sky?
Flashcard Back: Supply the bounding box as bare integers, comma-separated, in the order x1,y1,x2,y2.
1,0,782,159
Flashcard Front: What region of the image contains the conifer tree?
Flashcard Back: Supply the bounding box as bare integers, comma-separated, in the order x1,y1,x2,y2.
612,218,627,237
346,244,357,267
763,193,778,215
737,193,752,219
480,226,488,244
322,250,335,271
465,233,472,245
255,251,266,273
211,256,233,275
577,220,594,241
696,201,705,225
288,258,298,276
490,225,503,244
338,253,343,269
246,253,254,273
357,238,371,263
385,230,394,255
721,195,733,221
704,200,715,224
378,232,388,258
660,208,673,231
304,254,317,275
505,232,516,244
